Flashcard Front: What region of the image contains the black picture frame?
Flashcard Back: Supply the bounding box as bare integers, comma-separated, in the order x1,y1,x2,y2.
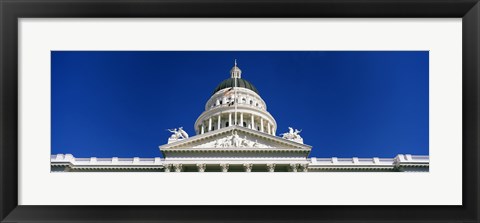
1,0,479,222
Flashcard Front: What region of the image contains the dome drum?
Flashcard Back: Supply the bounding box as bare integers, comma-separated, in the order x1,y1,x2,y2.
194,61,277,136
206,87,267,111
195,109,277,135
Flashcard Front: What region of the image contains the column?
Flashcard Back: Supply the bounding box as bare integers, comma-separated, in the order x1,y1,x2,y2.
197,163,206,172
251,115,255,130
267,163,276,172
201,124,205,134
173,164,183,172
164,164,172,172
220,163,229,172
208,118,212,131
229,113,232,126
243,163,253,172
260,118,264,132
267,122,271,134
217,115,221,130
300,164,308,172
240,113,243,127
289,163,298,172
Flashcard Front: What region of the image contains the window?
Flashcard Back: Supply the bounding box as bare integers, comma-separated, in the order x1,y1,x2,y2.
225,122,229,127
243,122,247,127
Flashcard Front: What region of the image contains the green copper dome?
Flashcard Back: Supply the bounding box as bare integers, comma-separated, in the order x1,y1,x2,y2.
213,78,259,95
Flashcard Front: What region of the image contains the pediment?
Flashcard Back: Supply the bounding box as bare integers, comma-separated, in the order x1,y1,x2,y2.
160,126,311,150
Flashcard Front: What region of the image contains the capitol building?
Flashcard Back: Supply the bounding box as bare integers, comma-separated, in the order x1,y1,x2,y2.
51,61,429,172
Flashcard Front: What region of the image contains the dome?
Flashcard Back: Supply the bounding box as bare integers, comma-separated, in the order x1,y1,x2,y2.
213,78,259,95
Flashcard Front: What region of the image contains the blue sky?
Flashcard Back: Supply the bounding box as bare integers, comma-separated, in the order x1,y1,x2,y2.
51,51,428,158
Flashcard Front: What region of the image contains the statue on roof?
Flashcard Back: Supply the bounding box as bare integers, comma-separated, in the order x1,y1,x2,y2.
281,127,303,143
293,129,302,139
178,127,189,139
167,128,180,140
281,127,294,140
167,127,189,141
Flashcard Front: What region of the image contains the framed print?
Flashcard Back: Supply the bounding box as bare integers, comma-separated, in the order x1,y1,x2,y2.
1,0,479,222
48,50,430,173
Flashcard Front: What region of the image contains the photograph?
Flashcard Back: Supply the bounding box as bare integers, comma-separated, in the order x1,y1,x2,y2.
50,51,429,172
3,0,477,221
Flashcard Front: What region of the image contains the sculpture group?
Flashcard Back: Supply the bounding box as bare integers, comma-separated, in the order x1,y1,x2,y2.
167,127,189,140
167,126,303,145
281,127,302,140
213,131,261,148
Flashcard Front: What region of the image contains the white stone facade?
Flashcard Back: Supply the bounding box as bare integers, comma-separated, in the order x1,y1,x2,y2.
51,61,429,172
51,153,429,172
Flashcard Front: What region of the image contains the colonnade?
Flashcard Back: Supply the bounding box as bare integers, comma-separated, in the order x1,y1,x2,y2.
163,163,309,172
199,112,276,135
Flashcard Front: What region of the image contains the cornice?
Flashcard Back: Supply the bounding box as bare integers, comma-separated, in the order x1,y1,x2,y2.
162,148,311,153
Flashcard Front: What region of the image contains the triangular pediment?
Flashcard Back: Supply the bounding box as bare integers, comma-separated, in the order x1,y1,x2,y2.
159,126,312,151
